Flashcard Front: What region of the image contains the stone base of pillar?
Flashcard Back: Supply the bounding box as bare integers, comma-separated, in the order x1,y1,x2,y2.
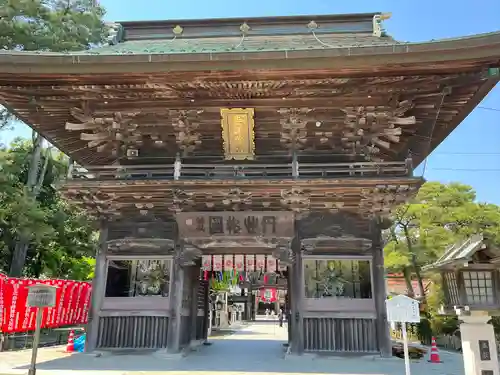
460,311,499,375
218,311,230,328
152,350,185,359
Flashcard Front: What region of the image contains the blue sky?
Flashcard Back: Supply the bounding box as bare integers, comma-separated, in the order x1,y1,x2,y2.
2,0,499,203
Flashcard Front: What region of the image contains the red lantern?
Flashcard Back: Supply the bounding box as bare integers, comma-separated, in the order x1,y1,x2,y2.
259,287,277,303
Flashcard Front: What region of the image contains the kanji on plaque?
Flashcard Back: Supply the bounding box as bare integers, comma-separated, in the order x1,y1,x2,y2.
209,216,224,235
246,255,256,271
202,255,212,271
266,256,277,272
234,255,244,271
256,255,265,270
212,255,223,271
223,256,234,271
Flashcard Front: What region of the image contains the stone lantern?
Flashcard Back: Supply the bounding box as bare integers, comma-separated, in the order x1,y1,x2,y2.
423,234,500,375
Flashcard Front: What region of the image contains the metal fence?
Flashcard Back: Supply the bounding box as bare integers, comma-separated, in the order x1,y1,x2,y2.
391,329,500,353
0,326,85,351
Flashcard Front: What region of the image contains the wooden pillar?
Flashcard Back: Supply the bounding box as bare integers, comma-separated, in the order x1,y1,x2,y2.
189,260,200,344
289,235,304,354
246,286,253,321
167,242,185,353
371,219,392,357
85,219,108,353
202,279,210,341
286,269,292,344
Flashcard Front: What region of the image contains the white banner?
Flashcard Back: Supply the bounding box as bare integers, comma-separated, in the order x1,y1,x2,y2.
266,255,277,272
245,255,255,272
256,255,265,270
234,255,244,271
223,255,234,271
212,255,223,271
202,255,212,271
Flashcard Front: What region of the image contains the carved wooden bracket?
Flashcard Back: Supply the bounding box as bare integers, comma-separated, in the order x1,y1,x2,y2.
221,188,253,211
271,240,294,266
65,103,141,157
107,238,175,254
278,108,312,151
176,245,203,267
301,235,372,254
169,189,193,213
360,184,418,216
340,99,416,159
281,187,310,212
64,189,120,219
170,109,202,156
297,212,371,240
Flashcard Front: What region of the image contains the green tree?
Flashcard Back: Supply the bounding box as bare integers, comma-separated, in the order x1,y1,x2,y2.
0,139,97,279
0,0,107,130
384,182,500,299
385,182,500,341
0,0,107,51
0,0,108,272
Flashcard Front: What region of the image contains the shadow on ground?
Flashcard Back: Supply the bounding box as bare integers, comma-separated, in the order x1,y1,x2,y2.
6,323,463,374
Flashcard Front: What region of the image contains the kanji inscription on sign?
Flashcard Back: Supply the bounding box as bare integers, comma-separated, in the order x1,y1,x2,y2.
386,295,421,323
479,340,491,361
177,212,294,238
26,285,57,308
220,108,255,160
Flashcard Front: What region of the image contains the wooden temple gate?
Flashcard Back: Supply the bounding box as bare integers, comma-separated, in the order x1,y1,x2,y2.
81,196,422,356
0,12,498,357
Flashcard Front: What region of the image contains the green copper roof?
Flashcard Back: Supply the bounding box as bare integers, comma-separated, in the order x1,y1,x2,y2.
81,34,397,55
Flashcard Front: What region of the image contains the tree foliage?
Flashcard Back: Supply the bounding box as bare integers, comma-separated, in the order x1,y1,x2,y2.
0,0,107,51
0,139,97,280
0,0,108,129
384,181,500,337
385,182,500,279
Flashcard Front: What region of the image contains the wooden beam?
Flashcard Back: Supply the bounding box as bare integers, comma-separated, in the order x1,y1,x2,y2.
370,219,392,357
189,261,200,345
85,220,108,353
167,241,185,353
289,232,304,355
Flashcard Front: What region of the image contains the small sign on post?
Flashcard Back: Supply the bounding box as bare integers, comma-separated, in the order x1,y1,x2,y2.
26,284,58,375
386,295,421,375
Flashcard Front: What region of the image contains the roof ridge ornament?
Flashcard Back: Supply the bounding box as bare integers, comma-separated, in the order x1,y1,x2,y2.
172,25,183,36
372,13,391,37
307,21,318,31
106,22,124,45
232,22,250,49
307,20,337,48
240,22,250,35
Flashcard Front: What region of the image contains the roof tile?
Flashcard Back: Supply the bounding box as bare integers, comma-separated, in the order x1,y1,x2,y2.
80,33,398,55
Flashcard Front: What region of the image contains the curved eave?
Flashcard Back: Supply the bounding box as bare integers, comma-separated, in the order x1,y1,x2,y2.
0,32,499,74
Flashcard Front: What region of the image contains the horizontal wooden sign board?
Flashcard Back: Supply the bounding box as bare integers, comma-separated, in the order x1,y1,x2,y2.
177,211,294,238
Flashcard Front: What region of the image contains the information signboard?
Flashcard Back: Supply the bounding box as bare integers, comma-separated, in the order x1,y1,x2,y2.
385,295,421,375
26,284,57,308
386,295,420,323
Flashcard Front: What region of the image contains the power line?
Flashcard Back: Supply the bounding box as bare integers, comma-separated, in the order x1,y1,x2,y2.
478,106,500,113
427,168,500,172
433,152,500,155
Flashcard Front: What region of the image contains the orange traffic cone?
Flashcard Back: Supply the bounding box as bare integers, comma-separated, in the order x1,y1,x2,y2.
428,336,442,363
65,330,75,353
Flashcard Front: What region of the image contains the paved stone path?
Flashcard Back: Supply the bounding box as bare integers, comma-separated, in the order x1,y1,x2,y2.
0,321,466,375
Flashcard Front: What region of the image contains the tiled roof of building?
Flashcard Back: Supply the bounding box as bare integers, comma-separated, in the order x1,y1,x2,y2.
85,34,398,55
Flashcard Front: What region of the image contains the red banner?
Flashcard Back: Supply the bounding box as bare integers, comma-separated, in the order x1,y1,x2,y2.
259,287,277,303
0,275,92,334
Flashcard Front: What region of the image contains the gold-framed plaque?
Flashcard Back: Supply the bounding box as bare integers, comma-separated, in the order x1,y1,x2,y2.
220,108,255,160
